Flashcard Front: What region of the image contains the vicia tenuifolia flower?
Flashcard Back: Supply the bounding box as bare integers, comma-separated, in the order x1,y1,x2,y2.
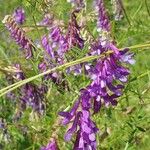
5,64,46,119
39,11,85,77
13,7,25,24
59,96,98,149
59,0,135,149
66,11,84,50
39,26,67,84
2,15,34,59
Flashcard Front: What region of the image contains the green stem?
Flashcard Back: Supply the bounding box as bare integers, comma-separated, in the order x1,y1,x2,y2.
0,43,150,97
130,70,150,82
0,55,101,97
126,43,150,50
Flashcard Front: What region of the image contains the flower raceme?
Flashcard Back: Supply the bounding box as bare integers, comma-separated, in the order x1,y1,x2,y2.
2,15,34,59
14,64,46,116
59,0,135,149
5,64,46,120
39,11,85,80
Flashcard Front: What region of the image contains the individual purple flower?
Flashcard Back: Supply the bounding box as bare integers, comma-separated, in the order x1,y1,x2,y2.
2,15,34,59
41,139,59,150
13,7,25,24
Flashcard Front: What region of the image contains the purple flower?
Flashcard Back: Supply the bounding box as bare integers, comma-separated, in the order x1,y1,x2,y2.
41,139,59,150
41,26,67,63
39,11,85,78
11,64,46,116
39,26,67,83
59,91,98,149
65,11,84,75
2,15,34,59
20,83,46,115
59,0,134,149
95,0,111,32
13,7,25,24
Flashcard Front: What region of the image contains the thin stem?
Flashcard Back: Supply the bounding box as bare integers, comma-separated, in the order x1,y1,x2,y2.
124,43,150,50
145,0,150,17
0,55,101,97
0,42,150,97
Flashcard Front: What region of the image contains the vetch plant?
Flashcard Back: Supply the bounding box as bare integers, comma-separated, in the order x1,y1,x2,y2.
1,0,150,150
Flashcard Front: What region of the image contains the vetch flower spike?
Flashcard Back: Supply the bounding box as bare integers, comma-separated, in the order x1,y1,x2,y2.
59,0,135,149
2,15,34,59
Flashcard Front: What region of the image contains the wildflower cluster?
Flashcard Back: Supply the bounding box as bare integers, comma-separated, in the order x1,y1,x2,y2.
1,0,135,150
5,64,46,121
2,15,34,59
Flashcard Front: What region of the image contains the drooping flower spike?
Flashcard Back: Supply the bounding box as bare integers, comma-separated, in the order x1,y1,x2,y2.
39,26,67,84
95,0,111,32
39,10,85,78
2,15,34,59
59,0,135,149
